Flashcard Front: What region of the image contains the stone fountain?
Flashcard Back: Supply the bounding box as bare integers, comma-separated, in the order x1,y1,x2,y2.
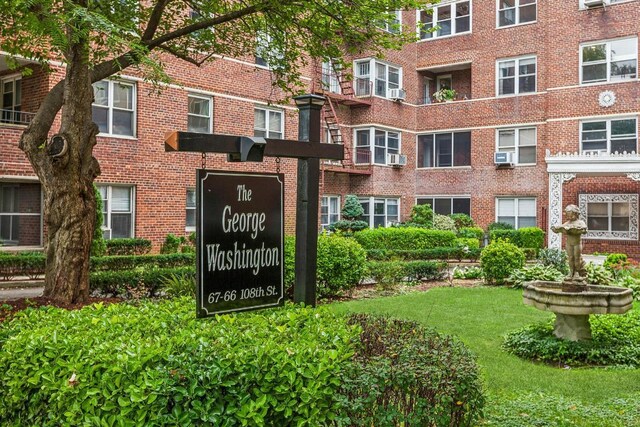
523,204,633,341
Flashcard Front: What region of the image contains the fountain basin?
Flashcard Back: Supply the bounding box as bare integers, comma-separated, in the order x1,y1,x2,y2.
523,281,633,341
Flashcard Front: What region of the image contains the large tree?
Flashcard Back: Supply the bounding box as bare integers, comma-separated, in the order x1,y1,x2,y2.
0,0,430,303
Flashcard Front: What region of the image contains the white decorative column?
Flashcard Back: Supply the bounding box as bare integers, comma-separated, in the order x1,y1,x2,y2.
548,172,576,248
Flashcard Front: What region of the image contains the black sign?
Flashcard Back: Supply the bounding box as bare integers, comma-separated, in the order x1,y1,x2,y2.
196,170,284,316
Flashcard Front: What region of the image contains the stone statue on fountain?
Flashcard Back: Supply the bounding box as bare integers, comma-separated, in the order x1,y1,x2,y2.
551,204,587,290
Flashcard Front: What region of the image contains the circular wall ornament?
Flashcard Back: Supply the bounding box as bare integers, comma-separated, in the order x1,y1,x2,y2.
598,90,616,108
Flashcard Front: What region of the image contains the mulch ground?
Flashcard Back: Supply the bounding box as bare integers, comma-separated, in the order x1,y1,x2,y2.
0,279,481,324
0,297,122,323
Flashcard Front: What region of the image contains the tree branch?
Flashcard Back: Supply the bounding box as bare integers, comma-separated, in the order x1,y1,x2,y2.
141,0,171,42
157,45,202,66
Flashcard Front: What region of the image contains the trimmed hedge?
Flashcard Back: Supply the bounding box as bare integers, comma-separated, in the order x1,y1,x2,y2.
105,238,152,256
354,227,457,251
90,267,194,297
367,260,446,283
489,227,545,252
90,254,195,272
0,253,45,280
366,247,481,262
458,226,484,241
316,234,366,298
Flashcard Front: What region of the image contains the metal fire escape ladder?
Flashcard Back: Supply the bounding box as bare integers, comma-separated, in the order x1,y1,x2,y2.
322,96,353,167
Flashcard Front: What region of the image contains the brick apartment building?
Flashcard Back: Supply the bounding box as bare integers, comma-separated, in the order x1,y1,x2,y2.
1,0,640,257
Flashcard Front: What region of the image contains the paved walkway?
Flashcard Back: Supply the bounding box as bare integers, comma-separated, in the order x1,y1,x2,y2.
0,286,44,300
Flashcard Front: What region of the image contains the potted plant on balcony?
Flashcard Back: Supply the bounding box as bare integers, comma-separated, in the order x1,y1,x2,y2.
433,88,457,103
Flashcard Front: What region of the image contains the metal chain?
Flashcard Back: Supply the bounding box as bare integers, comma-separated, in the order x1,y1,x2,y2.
201,152,207,169
275,157,281,174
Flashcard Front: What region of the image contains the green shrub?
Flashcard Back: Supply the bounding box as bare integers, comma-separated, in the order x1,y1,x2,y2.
337,314,484,427
503,311,640,367
585,262,615,286
604,253,629,273
488,222,514,231
161,271,196,298
366,260,446,286
507,264,565,289
329,219,369,234
538,248,569,275
354,227,456,251
365,247,481,262
160,233,182,254
489,228,519,244
91,184,106,257
410,203,434,228
0,301,358,426
480,240,525,285
404,260,447,281
316,234,366,298
454,237,480,250
90,266,194,297
90,253,195,272
433,214,457,232
331,195,369,234
615,275,640,300
449,213,475,229
284,236,295,296
0,253,46,280
458,226,484,241
453,266,484,280
105,238,152,256
518,227,545,251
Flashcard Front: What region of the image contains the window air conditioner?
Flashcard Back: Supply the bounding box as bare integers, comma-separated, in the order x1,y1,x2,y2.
583,0,606,8
388,88,406,101
494,151,514,166
388,153,408,166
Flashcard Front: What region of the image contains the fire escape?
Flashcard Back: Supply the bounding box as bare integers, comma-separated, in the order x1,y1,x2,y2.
312,60,373,176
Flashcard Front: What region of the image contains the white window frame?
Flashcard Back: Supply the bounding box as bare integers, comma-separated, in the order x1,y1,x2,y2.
496,127,537,165
254,107,284,139
496,0,537,28
255,31,284,69
416,196,471,216
92,80,137,138
353,59,402,99
436,74,452,91
496,197,537,229
579,0,633,9
417,1,472,41
0,182,42,247
187,94,213,134
359,197,400,228
321,195,341,230
353,127,401,166
416,131,472,169
380,10,402,33
98,185,135,240
579,194,639,240
1,74,22,124
580,117,637,154
580,37,638,85
186,188,196,232
496,56,537,96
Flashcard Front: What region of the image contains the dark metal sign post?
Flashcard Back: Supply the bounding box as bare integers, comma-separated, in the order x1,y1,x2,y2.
165,94,342,312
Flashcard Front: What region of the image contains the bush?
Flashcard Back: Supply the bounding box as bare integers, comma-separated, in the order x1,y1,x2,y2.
160,234,182,254
161,272,196,298
284,236,295,296
404,260,447,281
538,248,569,275
329,219,369,234
331,196,369,234
488,222,514,231
90,253,195,272
507,264,565,289
453,266,484,280
604,253,629,274
503,311,640,367
367,260,446,287
105,238,152,256
458,226,484,241
0,301,358,426
518,227,545,250
354,227,457,251
433,214,457,232
410,203,434,228
90,266,194,297
365,247,481,262
316,234,366,298
449,213,475,229
0,253,46,280
91,184,106,257
454,237,480,250
489,228,518,244
585,262,615,286
480,240,525,285
337,314,484,427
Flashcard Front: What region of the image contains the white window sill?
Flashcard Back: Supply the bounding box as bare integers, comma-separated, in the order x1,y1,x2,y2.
496,91,540,98
496,20,537,30
417,31,472,43
97,133,138,140
186,226,196,233
416,166,473,170
579,78,639,87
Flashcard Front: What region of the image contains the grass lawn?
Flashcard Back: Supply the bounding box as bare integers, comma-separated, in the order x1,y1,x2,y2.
331,286,640,427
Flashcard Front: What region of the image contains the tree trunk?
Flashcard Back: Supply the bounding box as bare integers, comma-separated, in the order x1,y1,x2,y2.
21,27,100,304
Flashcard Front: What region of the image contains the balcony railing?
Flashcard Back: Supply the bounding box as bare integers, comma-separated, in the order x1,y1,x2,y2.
354,78,374,98
0,109,35,126
355,147,372,165
417,93,471,105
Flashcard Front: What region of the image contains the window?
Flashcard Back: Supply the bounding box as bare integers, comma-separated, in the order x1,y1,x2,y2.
322,61,341,94
419,1,471,40
496,197,536,229
581,117,637,154
497,0,536,27
354,127,400,165
417,197,471,216
497,127,536,164
436,75,452,91
1,76,21,124
321,196,341,230
0,183,41,246
354,59,401,98
187,94,212,133
254,108,283,139
581,38,637,84
417,131,471,168
255,31,284,68
359,197,400,228
186,188,196,230
380,10,402,33
579,194,638,240
92,80,136,137
497,56,536,95
98,185,134,239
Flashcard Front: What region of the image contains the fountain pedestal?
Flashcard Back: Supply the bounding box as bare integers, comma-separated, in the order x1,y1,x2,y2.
523,281,633,341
